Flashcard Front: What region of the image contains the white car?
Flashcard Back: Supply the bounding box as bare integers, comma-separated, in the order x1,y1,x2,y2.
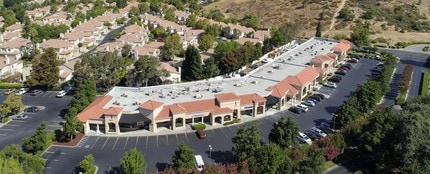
296,104,309,112
298,132,312,145
194,155,204,171
56,90,67,98
15,88,29,95
311,127,327,138
324,82,337,89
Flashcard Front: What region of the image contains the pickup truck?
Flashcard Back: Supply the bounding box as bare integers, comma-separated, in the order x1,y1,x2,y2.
15,88,29,95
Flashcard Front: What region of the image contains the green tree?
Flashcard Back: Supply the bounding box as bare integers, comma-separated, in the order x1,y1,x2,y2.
27,48,60,89
172,143,195,171
138,3,150,13
269,27,286,47
164,8,177,22
232,125,263,162
80,154,96,174
162,34,182,61
198,34,215,51
126,56,160,87
0,144,45,173
121,44,132,58
69,77,97,112
22,122,52,155
0,156,25,174
120,148,146,174
202,57,220,78
116,0,127,8
204,24,222,37
355,81,383,113
251,143,286,174
63,114,78,142
315,21,322,37
0,93,24,116
268,117,300,148
337,96,361,126
338,7,355,21
182,46,203,81
296,147,325,174
350,23,370,48
240,13,260,29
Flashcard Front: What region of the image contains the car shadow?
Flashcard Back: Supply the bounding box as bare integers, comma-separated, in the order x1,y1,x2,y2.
313,118,330,127
204,150,236,164
156,162,170,172
105,166,121,174
325,106,339,114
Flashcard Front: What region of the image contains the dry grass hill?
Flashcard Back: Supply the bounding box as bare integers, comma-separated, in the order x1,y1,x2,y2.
204,0,430,44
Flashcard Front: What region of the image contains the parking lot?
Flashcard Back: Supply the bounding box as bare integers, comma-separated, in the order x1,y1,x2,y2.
0,90,71,149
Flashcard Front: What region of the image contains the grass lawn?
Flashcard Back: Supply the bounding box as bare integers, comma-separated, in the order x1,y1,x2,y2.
420,71,429,96
396,91,407,105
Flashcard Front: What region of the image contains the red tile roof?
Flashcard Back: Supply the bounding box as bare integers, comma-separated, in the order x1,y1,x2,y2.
104,107,123,116
310,55,334,65
139,100,164,110
240,93,266,105
212,107,233,115
332,40,351,53
77,95,113,122
289,66,320,87
169,104,186,114
215,93,240,102
326,52,338,59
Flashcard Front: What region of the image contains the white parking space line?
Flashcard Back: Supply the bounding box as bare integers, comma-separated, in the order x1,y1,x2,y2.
184,132,189,142
124,137,129,150
91,137,100,149
0,129,13,131
145,136,149,148
46,167,52,169
175,134,179,144
135,137,139,148
166,135,169,146
101,137,109,150
0,134,7,136
39,92,50,97
4,124,20,126
219,128,229,138
112,137,119,150
156,135,159,148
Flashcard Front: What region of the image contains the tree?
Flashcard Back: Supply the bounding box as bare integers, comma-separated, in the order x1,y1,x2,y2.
80,154,96,174
164,8,177,22
337,96,361,126
22,122,52,155
296,147,325,174
269,117,300,148
120,148,146,174
116,0,127,9
0,93,24,116
350,23,370,48
198,34,215,51
126,56,160,87
138,3,150,14
269,27,286,47
121,44,132,58
182,46,203,81
171,144,195,171
232,125,263,162
251,143,286,173
240,13,260,29
315,21,322,37
0,144,45,173
63,114,78,142
27,48,60,89
0,156,25,174
69,77,97,112
202,57,220,78
338,7,354,21
162,34,182,61
355,81,383,113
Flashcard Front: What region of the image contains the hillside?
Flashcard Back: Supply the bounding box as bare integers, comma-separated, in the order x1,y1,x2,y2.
204,0,430,43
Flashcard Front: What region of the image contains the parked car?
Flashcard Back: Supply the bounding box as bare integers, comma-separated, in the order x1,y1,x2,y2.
348,58,358,63
308,95,322,102
25,106,40,113
29,89,43,96
298,132,312,145
306,98,319,103
4,89,15,95
311,127,327,138
335,70,346,76
320,122,336,133
315,93,325,99
289,106,304,114
56,90,67,98
15,88,29,95
343,64,353,68
304,130,320,141
296,104,309,112
340,65,351,71
328,77,341,83
302,100,315,107
13,114,29,120
324,82,337,88
196,129,206,139
194,155,205,171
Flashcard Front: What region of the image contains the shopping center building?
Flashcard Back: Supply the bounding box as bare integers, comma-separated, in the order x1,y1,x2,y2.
77,37,351,135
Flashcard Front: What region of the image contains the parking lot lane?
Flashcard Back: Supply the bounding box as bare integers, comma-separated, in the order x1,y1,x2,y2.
124,137,137,149
176,133,188,144
98,137,110,150
171,134,179,146
186,132,199,143
102,137,117,150
147,136,157,149
90,136,100,149
157,134,167,147
218,127,229,138
111,137,120,150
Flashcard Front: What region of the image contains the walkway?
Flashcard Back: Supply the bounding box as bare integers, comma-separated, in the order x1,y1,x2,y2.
323,0,347,36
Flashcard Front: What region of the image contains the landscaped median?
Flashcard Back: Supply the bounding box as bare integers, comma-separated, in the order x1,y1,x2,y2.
419,71,430,96
0,82,24,89
396,64,414,105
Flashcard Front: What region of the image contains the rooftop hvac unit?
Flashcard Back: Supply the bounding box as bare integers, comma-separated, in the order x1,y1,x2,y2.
252,80,258,84
194,93,202,98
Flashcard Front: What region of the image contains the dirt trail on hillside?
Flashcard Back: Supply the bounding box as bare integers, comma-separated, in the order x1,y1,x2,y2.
323,0,347,36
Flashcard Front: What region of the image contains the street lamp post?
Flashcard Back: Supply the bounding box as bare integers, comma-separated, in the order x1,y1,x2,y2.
331,113,338,130
208,145,213,159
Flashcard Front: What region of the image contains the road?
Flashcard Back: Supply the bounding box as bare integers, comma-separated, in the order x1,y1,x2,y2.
42,59,379,174
0,91,71,149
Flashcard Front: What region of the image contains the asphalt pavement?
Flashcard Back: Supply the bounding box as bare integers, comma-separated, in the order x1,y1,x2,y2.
42,59,380,174
0,91,71,149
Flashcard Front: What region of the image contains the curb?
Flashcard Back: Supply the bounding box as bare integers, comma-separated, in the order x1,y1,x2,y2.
0,119,12,128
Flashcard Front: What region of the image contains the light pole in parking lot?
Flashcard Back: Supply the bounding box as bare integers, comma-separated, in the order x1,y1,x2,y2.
331,113,338,130
208,145,213,159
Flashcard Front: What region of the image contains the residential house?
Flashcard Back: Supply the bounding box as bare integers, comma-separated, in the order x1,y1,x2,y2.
5,23,23,33
117,34,147,47
158,62,181,83
25,6,50,20
253,30,270,41
39,39,75,62
0,38,31,60
95,42,125,54
132,41,164,59
62,31,94,48
42,11,71,25
236,37,262,45
175,11,190,23
0,57,23,79
58,58,80,84
180,35,198,49
2,32,21,42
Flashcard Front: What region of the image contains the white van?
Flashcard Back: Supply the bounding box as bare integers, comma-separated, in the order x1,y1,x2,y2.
194,155,204,171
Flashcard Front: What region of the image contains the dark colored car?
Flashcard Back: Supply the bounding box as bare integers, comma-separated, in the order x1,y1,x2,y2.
335,70,347,75
314,93,325,99
308,95,321,102
25,106,40,113
340,65,351,70
289,106,304,114
348,58,358,63
197,129,206,139
304,130,320,141
29,89,43,96
328,77,341,83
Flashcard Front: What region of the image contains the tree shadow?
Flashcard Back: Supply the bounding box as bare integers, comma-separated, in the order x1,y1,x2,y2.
324,106,339,114
58,109,68,118
73,166,83,174
105,166,121,174
204,150,236,164
313,118,330,127
156,162,170,172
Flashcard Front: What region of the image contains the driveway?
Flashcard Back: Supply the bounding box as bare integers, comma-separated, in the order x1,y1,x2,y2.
42,59,379,174
0,91,71,149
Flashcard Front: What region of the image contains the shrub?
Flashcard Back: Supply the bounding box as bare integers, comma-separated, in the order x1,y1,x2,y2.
419,71,429,96
396,92,407,105
223,118,240,126
399,65,414,93
192,123,206,130
0,83,24,89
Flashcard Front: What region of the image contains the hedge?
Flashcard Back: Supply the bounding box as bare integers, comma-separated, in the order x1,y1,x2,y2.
396,92,407,105
192,123,206,130
223,118,240,126
419,71,430,96
0,83,24,89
